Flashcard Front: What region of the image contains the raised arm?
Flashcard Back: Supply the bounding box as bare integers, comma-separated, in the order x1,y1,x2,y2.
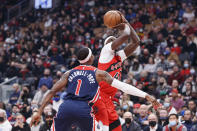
110,23,131,50
30,71,70,126
123,25,140,57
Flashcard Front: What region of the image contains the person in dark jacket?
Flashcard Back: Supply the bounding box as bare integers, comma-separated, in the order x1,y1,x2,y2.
144,113,163,131
122,111,142,131
39,112,53,131
11,113,30,131
158,108,168,127
183,110,194,131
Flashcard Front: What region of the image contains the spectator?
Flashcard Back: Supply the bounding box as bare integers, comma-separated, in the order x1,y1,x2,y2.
138,104,149,129
12,113,30,131
183,110,194,131
158,109,168,127
9,83,21,105
52,92,63,112
163,114,187,131
144,113,163,131
33,84,50,106
170,89,185,112
163,97,177,115
119,93,133,109
39,112,53,131
38,68,53,89
8,105,20,126
188,100,196,114
129,58,143,76
143,56,157,74
122,111,142,131
168,66,184,85
0,109,12,131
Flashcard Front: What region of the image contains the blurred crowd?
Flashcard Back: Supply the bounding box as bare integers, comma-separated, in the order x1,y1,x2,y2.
1,0,197,130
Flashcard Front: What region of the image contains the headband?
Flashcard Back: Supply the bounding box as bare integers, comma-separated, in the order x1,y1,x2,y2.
104,36,116,45
79,48,92,64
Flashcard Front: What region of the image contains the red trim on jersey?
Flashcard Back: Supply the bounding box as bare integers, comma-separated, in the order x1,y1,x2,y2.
74,65,96,71
89,87,100,104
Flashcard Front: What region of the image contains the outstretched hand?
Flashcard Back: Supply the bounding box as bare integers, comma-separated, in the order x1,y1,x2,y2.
145,95,160,109
30,112,41,127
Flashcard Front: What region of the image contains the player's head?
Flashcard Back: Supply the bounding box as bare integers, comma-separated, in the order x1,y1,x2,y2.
77,47,94,65
104,36,116,45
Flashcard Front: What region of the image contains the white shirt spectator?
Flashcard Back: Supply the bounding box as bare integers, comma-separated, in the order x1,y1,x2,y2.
33,90,50,106
52,99,63,112
0,120,12,131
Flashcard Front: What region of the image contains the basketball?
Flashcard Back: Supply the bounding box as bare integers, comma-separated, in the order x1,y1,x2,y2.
104,10,123,28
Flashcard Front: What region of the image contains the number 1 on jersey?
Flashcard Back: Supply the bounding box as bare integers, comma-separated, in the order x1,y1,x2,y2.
75,79,82,96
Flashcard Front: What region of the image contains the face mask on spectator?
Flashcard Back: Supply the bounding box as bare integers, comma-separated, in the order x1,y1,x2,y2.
160,117,167,120
164,102,170,108
53,97,60,102
169,120,177,127
12,112,18,117
149,121,157,127
159,82,164,86
190,69,195,74
125,118,131,124
0,117,4,122
122,105,128,110
174,43,178,47
184,64,189,68
169,62,175,67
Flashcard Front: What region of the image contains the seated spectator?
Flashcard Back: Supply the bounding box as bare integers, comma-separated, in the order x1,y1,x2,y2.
143,56,157,73
12,113,30,131
9,83,21,105
119,93,133,109
115,106,124,125
38,68,53,89
182,82,193,101
182,110,194,131
138,104,149,129
52,92,63,112
39,112,53,131
168,65,184,85
163,114,187,131
129,58,143,76
170,89,185,112
0,109,12,131
156,53,170,72
33,84,50,106
122,111,142,131
158,108,168,127
144,113,163,131
188,100,196,114
156,77,170,97
8,105,20,126
163,97,177,115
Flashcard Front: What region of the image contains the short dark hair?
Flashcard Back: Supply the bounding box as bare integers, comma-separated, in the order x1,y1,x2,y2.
77,47,89,61
168,113,178,120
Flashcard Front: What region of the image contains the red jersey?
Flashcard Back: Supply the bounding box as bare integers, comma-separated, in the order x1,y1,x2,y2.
98,55,122,97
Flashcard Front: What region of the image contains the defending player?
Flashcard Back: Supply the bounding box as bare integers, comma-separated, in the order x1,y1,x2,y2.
30,47,159,131
93,14,142,131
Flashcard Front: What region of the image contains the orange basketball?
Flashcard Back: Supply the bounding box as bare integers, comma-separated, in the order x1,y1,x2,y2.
104,10,123,28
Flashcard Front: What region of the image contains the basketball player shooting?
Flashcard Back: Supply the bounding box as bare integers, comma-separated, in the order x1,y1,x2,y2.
93,10,152,131
30,47,159,131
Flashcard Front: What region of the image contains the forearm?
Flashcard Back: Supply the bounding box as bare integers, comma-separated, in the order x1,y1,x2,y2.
129,26,140,43
38,91,55,114
111,79,147,98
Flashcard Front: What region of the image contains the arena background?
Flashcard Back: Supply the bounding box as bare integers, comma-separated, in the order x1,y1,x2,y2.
1,0,197,130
